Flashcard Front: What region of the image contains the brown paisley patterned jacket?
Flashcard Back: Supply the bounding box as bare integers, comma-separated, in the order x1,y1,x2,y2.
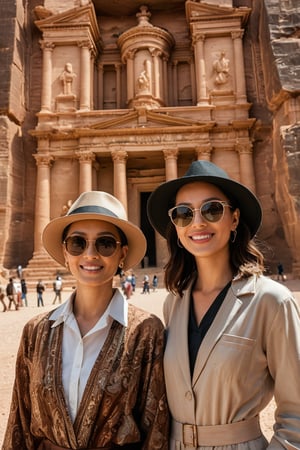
2,303,169,450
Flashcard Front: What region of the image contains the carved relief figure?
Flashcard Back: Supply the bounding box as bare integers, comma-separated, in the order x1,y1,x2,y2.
213,51,230,85
60,62,76,95
137,60,150,93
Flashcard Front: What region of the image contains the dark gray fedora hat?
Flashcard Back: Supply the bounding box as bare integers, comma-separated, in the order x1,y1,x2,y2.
147,160,262,239
43,191,147,271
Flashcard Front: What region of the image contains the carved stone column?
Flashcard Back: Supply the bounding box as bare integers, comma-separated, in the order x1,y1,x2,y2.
115,63,122,108
77,151,95,193
126,51,135,105
190,58,197,105
195,143,212,161
40,41,54,112
172,61,178,106
33,153,53,255
163,148,179,181
98,63,104,109
163,56,169,105
79,41,91,110
151,49,162,99
232,31,247,104
193,33,208,105
111,149,128,212
236,140,256,193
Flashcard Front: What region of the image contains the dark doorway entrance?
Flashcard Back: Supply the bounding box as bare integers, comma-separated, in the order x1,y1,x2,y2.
140,192,156,267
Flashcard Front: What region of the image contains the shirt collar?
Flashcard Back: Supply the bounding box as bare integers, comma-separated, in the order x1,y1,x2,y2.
49,288,128,328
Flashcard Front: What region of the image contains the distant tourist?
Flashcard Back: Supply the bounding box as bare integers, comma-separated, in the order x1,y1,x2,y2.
277,262,286,281
21,278,28,307
0,284,7,312
152,274,158,291
142,274,150,294
36,280,45,307
52,275,63,304
6,278,18,310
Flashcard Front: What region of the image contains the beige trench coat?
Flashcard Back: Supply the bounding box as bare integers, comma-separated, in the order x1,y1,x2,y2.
163,275,300,450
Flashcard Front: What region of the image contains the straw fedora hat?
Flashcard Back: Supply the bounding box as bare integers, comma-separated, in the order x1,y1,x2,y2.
147,160,262,239
42,191,147,271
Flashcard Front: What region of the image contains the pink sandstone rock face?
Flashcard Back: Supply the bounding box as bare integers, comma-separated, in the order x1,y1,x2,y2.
0,0,299,282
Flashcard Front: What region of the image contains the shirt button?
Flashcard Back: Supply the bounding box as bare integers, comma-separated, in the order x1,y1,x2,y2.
185,391,192,400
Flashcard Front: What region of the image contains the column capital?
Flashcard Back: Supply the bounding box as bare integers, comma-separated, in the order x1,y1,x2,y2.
123,49,137,62
163,148,179,160
111,149,128,162
76,151,95,163
39,40,55,51
149,48,162,58
195,143,212,159
78,40,92,50
235,140,253,154
192,33,206,46
33,154,54,166
231,30,244,40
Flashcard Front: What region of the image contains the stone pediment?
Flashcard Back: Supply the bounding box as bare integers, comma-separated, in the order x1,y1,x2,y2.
34,3,101,47
185,0,250,26
90,109,214,130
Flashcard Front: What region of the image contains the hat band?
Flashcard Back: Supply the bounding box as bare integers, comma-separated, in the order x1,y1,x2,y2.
68,205,119,218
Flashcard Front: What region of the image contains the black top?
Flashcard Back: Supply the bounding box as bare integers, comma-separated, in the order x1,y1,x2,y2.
188,281,231,375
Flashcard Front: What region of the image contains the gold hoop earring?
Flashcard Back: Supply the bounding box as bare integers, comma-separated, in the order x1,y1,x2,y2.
230,230,237,243
119,261,124,269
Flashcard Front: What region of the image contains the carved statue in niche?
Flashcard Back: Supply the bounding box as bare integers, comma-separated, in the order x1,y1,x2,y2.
59,62,76,95
212,51,230,85
137,60,151,93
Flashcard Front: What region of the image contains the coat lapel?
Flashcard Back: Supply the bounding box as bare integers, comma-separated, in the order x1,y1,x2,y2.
174,285,194,389
191,276,256,387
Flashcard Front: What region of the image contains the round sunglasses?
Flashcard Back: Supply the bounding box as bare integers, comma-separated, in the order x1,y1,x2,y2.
168,200,232,227
63,235,121,257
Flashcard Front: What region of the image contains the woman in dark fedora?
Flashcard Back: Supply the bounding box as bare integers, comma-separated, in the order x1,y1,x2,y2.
147,160,300,450
3,191,169,450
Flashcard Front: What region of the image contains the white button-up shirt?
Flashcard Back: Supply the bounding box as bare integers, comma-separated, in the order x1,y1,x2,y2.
49,288,128,422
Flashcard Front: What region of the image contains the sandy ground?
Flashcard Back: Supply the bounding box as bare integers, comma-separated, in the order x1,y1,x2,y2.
1,279,299,447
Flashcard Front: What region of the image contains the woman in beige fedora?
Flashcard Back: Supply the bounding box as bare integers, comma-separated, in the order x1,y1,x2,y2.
3,191,169,450
147,160,300,450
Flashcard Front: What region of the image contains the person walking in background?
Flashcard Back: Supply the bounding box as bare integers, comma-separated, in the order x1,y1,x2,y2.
6,277,18,310
131,272,136,292
0,283,7,312
142,274,150,294
277,262,285,281
123,273,133,300
14,278,22,308
16,264,22,279
3,190,169,449
152,274,158,291
36,279,45,307
147,160,300,449
21,278,28,307
52,275,63,304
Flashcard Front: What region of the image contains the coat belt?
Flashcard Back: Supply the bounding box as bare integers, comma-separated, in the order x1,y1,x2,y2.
171,416,262,447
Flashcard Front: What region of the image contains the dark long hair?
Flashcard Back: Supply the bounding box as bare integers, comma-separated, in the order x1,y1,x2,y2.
164,204,265,297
